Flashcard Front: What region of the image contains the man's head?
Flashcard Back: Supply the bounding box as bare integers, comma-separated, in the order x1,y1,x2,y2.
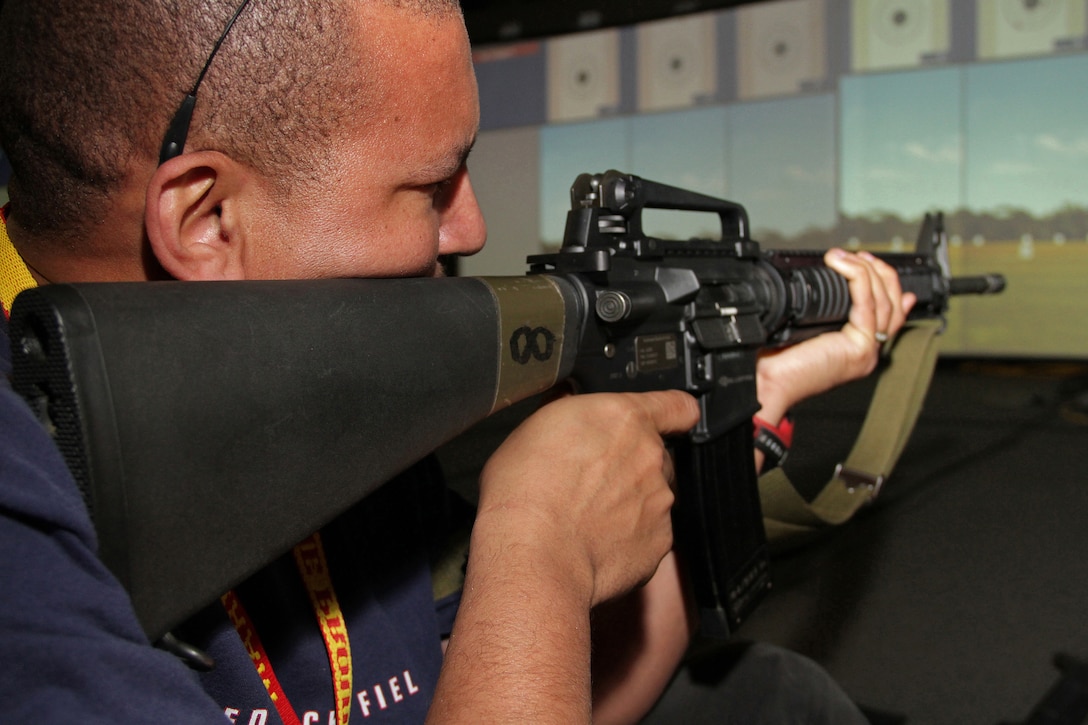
0,0,485,282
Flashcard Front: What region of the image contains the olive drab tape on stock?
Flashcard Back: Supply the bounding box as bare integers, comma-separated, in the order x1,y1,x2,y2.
483,276,570,413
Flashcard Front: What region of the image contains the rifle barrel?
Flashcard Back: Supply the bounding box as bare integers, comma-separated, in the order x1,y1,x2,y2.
949,274,1006,296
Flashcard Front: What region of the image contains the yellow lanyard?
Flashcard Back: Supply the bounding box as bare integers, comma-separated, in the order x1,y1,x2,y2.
293,532,354,725
0,213,38,314
224,532,354,725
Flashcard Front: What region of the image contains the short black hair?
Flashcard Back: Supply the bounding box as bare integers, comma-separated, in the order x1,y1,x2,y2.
0,0,468,237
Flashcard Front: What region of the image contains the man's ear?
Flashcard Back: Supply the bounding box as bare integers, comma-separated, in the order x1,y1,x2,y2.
145,151,249,281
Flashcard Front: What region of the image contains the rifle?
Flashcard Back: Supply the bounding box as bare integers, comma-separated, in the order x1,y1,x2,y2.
9,170,1004,641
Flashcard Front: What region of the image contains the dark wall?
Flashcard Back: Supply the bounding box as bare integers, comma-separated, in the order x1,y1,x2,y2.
463,0,760,45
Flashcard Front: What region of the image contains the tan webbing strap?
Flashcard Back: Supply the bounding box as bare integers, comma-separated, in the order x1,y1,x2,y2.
760,319,944,549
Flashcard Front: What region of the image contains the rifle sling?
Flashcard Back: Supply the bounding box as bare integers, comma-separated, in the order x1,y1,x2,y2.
759,319,943,550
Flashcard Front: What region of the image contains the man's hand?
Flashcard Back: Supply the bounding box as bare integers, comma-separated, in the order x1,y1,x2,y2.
475,390,700,606
756,248,917,423
429,390,699,725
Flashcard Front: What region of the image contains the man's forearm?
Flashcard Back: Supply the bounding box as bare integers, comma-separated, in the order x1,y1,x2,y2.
590,551,695,725
427,516,595,724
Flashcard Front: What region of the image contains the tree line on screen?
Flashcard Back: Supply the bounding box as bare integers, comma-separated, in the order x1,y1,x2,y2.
755,203,1088,249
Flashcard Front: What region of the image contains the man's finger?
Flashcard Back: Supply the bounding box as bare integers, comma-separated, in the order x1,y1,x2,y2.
631,390,702,436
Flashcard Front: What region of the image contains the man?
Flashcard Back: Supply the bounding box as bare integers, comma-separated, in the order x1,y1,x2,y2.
0,0,913,722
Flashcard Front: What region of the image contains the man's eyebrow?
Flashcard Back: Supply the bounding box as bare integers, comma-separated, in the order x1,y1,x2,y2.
427,136,477,179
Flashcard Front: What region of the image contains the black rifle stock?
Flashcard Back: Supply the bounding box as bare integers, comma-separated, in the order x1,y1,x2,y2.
9,170,1004,641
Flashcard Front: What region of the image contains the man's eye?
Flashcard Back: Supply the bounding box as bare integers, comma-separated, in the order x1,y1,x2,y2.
425,164,466,207
430,177,456,207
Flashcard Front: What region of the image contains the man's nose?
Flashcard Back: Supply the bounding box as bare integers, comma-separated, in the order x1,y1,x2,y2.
439,171,487,257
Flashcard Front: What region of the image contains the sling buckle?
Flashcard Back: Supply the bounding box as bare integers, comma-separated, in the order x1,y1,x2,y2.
834,463,886,501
